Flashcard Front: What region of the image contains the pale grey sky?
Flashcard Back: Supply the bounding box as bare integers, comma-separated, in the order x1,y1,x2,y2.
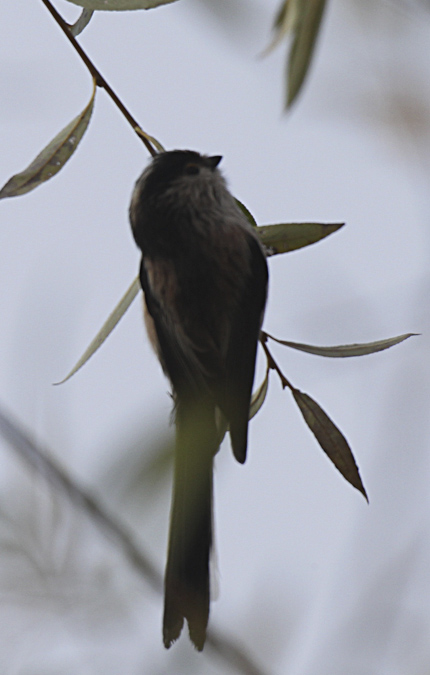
1,1,430,673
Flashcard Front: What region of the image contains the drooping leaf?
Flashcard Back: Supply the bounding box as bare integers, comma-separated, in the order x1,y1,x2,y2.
235,199,258,228
0,79,96,199
292,388,368,500
273,0,290,29
267,332,418,358
135,127,165,153
249,368,270,420
65,0,178,9
263,0,296,56
287,0,327,107
55,276,141,385
257,221,343,256
69,8,94,35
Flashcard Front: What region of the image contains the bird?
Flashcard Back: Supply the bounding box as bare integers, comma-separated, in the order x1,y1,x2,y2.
129,149,268,650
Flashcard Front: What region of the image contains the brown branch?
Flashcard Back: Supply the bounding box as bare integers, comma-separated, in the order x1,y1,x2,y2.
40,0,157,157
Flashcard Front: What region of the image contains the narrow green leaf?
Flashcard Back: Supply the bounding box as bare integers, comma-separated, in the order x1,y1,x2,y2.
267,332,418,358
135,127,165,153
263,0,296,56
292,388,368,500
274,0,292,31
235,199,258,228
55,276,141,385
249,368,270,420
69,8,94,35
65,0,178,9
257,222,343,256
287,0,327,107
0,80,96,199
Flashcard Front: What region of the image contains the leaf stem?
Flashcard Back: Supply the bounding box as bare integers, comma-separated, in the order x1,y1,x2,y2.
40,0,157,157
260,331,294,391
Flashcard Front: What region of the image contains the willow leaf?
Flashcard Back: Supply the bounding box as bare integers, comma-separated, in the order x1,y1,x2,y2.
69,8,94,35
287,0,327,107
249,368,270,420
263,0,296,55
0,79,96,199
267,332,418,358
257,221,343,256
65,0,178,9
292,388,368,500
235,199,258,229
135,127,165,153
55,276,141,385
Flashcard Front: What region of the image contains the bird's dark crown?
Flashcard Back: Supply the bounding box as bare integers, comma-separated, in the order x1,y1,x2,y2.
142,150,222,198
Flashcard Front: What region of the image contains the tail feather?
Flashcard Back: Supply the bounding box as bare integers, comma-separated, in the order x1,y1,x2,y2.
163,398,217,650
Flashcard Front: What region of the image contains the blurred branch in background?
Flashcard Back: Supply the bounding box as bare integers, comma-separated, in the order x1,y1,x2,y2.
0,404,269,675
0,406,162,592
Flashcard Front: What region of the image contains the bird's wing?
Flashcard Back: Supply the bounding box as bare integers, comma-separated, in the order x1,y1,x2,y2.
223,235,268,464
139,256,210,397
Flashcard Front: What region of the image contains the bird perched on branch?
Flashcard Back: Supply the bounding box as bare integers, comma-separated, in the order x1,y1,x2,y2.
130,149,268,650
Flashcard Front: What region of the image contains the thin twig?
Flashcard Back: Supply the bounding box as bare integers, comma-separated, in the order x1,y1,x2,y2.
260,331,294,390
40,0,157,157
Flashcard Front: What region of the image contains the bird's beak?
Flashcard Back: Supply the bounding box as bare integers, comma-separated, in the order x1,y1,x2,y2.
207,155,223,170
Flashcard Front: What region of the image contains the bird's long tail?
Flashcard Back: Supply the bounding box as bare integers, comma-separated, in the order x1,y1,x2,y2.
163,397,218,650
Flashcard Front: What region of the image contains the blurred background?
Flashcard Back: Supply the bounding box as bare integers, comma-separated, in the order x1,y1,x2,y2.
1,0,430,672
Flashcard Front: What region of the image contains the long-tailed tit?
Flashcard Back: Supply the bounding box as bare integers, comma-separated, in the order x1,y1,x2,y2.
130,150,268,650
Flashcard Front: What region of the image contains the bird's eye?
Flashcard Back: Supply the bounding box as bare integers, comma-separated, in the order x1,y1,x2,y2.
185,163,200,175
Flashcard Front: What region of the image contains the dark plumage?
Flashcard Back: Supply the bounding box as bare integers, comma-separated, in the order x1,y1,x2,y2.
130,150,268,650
